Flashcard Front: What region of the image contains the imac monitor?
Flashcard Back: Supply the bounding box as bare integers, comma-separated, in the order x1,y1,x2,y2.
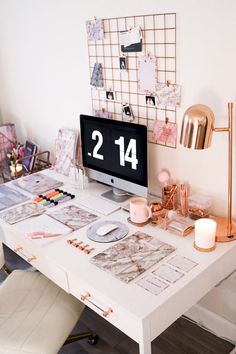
80,114,148,200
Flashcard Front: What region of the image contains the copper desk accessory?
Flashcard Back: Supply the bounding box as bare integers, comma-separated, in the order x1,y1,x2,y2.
180,102,236,242
162,184,177,210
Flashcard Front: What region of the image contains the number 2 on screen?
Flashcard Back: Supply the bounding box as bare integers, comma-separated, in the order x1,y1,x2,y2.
92,130,104,160
115,136,138,170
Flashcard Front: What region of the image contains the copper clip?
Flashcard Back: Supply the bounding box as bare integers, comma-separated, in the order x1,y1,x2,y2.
27,255,37,263
103,307,113,317
80,292,91,301
74,241,83,249
84,247,95,254
67,238,77,245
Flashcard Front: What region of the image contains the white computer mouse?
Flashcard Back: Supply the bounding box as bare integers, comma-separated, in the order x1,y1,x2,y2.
96,223,119,236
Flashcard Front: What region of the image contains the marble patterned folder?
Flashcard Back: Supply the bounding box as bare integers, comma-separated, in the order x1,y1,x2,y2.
91,231,176,283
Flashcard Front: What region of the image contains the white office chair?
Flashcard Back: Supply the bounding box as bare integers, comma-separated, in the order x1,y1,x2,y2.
0,269,97,354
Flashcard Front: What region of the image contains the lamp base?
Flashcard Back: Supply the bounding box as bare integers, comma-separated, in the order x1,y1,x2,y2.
210,216,236,242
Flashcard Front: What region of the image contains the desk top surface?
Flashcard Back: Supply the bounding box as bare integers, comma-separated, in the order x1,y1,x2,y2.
0,168,235,323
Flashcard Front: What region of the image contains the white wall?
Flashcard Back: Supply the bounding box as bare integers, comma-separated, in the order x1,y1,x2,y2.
0,0,235,337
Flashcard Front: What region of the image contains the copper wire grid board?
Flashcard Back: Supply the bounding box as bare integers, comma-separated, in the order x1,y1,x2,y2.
87,12,177,148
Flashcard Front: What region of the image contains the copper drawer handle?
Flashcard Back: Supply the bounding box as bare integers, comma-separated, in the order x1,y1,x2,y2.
103,307,113,317
80,292,91,301
14,246,23,252
14,247,36,263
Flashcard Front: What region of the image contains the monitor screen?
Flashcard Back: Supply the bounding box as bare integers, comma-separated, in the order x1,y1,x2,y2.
80,115,148,198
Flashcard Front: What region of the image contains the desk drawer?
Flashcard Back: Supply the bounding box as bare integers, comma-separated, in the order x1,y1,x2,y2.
5,239,69,293
68,272,139,341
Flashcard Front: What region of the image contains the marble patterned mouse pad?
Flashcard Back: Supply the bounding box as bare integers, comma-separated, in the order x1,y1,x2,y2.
90,231,176,283
87,221,129,243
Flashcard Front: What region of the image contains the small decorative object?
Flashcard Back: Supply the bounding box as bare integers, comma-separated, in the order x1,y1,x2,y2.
90,63,104,88
150,202,163,213
155,82,181,108
162,184,177,210
86,17,104,41
194,218,217,252
188,193,212,212
167,216,195,237
7,142,24,177
9,162,23,177
188,208,209,220
158,169,170,186
179,183,188,217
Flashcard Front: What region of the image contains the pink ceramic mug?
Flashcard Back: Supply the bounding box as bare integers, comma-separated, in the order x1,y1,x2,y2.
129,197,152,223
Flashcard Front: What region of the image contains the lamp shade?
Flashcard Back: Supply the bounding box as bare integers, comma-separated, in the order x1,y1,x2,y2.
180,104,214,149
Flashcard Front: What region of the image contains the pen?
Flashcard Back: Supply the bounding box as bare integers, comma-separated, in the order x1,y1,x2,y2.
26,231,63,239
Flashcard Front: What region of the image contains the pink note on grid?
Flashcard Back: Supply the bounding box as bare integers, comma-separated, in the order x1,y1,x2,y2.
138,56,157,94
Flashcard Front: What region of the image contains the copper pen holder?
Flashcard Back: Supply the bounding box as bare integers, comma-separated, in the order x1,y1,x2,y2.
162,184,177,210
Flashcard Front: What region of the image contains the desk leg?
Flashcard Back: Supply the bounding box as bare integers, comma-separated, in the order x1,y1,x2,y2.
139,340,152,354
139,321,152,354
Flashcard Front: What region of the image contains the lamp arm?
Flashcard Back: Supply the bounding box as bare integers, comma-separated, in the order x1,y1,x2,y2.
213,127,229,132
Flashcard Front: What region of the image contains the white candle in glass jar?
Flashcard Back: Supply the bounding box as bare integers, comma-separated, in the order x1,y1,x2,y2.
195,218,217,250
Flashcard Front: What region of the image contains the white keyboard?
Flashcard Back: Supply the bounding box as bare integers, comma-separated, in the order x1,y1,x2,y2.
75,195,121,216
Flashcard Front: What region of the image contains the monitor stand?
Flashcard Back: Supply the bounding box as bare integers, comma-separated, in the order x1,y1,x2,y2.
101,188,131,203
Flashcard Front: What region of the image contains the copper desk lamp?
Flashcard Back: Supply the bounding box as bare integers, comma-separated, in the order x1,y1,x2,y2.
180,102,236,242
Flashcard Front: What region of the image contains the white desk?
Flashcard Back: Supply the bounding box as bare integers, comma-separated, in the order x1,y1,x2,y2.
0,169,235,354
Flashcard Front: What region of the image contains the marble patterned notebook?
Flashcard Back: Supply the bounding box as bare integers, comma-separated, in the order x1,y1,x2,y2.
47,204,99,231
91,231,176,283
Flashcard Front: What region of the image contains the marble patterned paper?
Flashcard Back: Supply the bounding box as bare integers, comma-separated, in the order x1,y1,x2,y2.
86,18,104,41
0,185,29,211
91,231,176,283
54,129,77,176
0,201,44,224
47,204,99,231
155,83,181,108
153,119,177,147
13,173,63,195
90,63,104,88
